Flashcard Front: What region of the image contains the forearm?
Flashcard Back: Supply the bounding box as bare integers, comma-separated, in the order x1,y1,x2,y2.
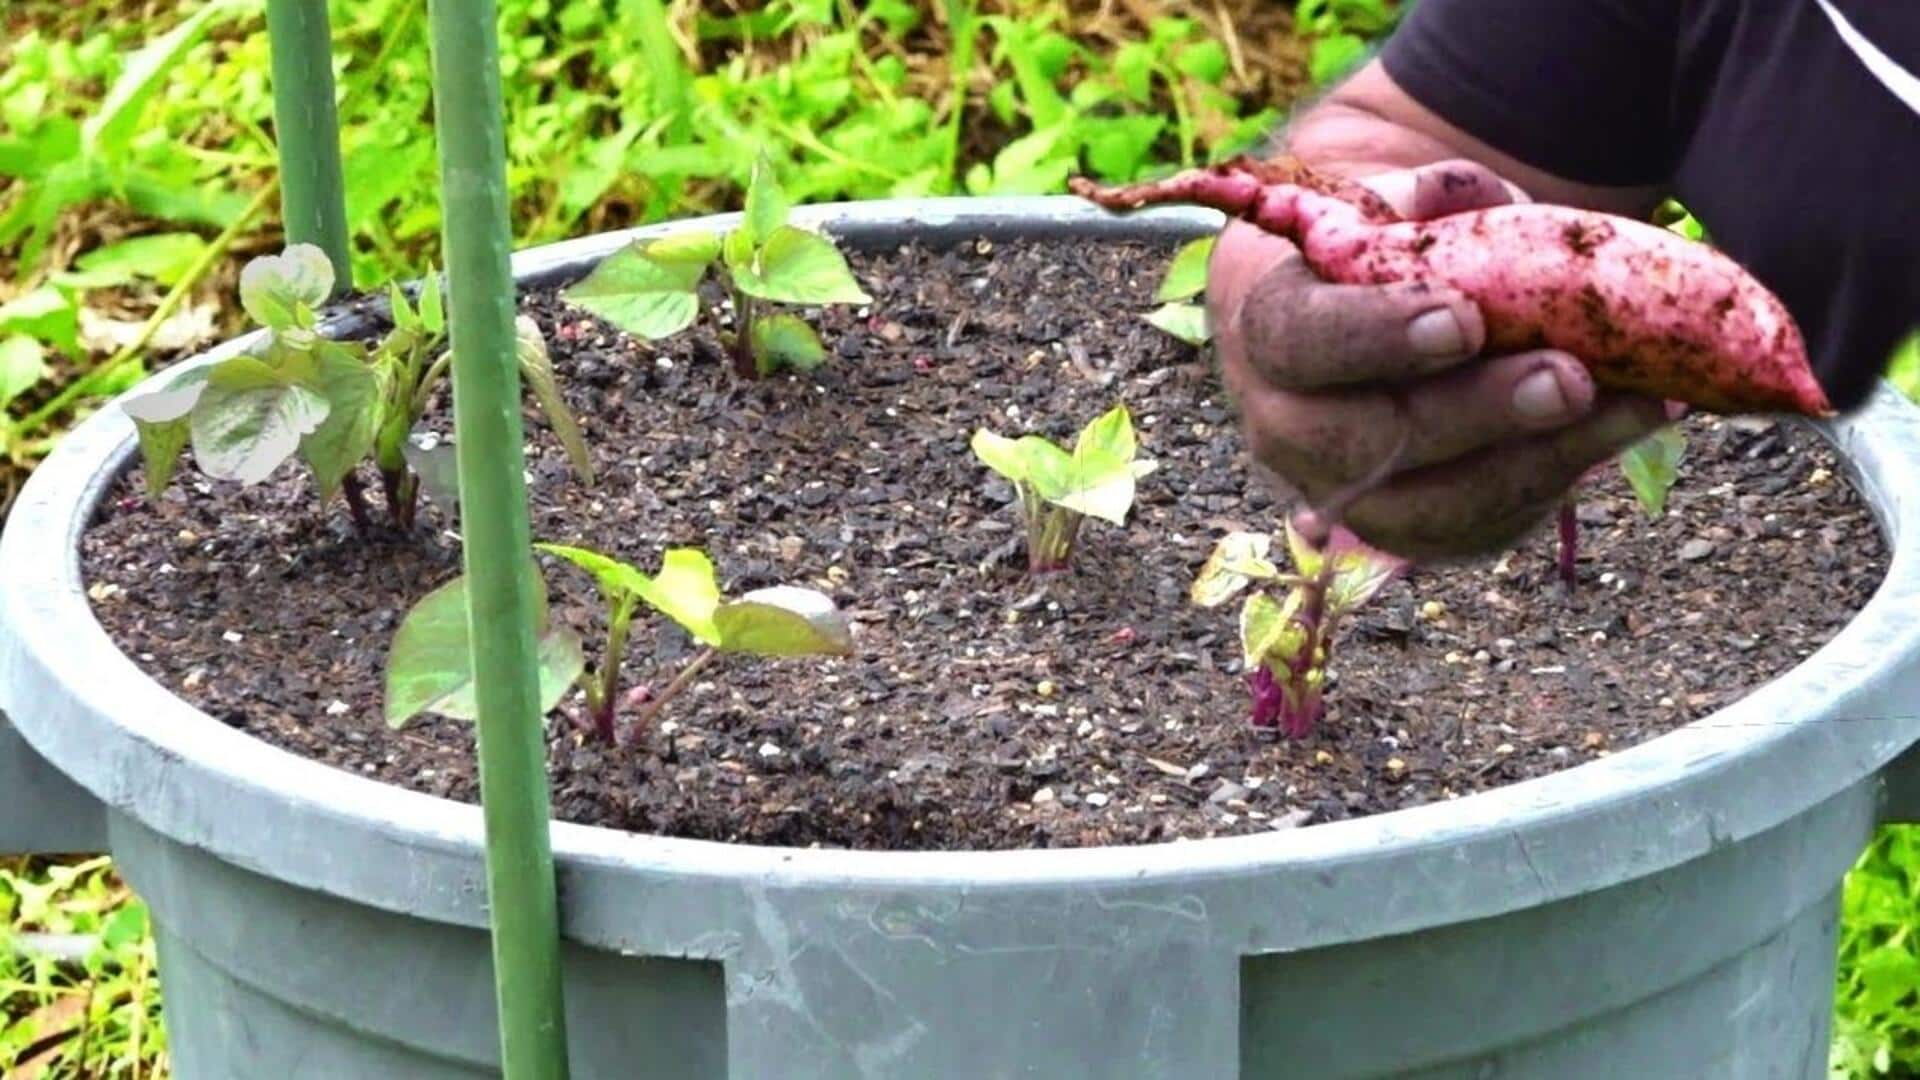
1276,60,1668,218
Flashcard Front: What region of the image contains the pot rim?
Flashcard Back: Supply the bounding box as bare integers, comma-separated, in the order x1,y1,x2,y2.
5,195,1919,950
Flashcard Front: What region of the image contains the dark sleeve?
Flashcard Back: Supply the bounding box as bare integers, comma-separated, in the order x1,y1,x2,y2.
1376,0,1681,187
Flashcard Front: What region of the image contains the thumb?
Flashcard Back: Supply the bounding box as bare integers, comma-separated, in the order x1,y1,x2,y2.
1360,159,1530,221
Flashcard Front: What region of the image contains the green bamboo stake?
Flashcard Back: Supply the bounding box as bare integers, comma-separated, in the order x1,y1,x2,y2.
264,0,352,290
425,0,571,1076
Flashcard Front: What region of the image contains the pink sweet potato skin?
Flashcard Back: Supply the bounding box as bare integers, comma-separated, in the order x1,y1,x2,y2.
1070,161,1833,418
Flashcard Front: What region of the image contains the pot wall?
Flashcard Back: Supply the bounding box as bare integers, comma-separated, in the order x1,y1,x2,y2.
1,711,106,854
4,198,1920,1078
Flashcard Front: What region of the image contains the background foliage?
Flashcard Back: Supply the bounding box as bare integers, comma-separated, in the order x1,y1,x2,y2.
1,1,1913,1076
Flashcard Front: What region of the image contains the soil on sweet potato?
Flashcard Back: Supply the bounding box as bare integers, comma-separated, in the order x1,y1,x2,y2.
77,236,1888,850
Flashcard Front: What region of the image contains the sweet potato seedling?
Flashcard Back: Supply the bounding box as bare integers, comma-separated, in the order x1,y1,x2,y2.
560,156,872,379
1143,234,1214,346
121,244,593,530
1556,429,1689,588
1192,523,1406,737
971,402,1158,574
385,543,853,745
1620,427,1687,519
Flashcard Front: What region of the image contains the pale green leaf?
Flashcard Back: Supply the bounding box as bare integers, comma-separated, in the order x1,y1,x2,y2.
121,364,212,425
536,542,655,605
715,585,854,656
1053,404,1149,524
1156,236,1216,302
188,355,329,484
384,570,584,728
750,312,827,374
0,335,48,410
1190,532,1277,608
239,245,334,331
722,225,756,274
969,427,1033,486
516,316,595,485
123,364,213,497
742,154,791,249
1619,426,1687,520
1071,403,1137,472
1240,590,1304,669
298,342,383,503
537,544,723,646
1283,519,1324,578
1020,436,1078,504
634,548,725,645
387,280,421,334
734,225,872,305
1050,466,1146,526
418,268,445,335
1325,546,1406,617
560,238,709,339
1144,302,1212,346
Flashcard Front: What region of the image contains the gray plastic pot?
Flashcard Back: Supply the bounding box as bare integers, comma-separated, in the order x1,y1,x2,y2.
4,198,1920,1079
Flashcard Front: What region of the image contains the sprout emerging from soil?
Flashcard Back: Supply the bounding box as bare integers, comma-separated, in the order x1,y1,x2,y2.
1192,523,1406,738
384,544,852,743
971,402,1158,575
560,155,872,379
1143,235,1215,346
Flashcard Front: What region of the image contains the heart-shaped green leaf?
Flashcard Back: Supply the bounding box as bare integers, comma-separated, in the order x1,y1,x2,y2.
188,354,329,484
1155,235,1215,302
715,585,854,656
1052,403,1152,525
1619,426,1687,520
298,341,384,503
538,544,724,646
559,234,714,339
1143,302,1211,346
384,569,585,728
1325,546,1406,618
733,225,872,305
239,244,334,331
1191,531,1277,608
741,154,791,250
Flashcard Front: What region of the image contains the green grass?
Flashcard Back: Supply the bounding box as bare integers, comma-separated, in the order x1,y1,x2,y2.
0,857,164,1077
3,1,1918,1076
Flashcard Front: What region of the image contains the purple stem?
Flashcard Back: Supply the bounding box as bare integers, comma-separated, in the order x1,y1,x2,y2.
1557,499,1578,589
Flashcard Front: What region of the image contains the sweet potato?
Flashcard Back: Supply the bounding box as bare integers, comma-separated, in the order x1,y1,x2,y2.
1070,157,1833,417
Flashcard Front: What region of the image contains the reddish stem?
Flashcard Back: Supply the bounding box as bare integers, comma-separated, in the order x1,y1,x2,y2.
340,471,371,534
1557,499,1579,589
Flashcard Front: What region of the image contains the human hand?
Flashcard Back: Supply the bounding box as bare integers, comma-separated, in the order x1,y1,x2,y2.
1208,158,1668,561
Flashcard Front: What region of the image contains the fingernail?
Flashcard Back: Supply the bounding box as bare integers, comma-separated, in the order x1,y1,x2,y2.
1407,309,1466,357
1511,368,1571,423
